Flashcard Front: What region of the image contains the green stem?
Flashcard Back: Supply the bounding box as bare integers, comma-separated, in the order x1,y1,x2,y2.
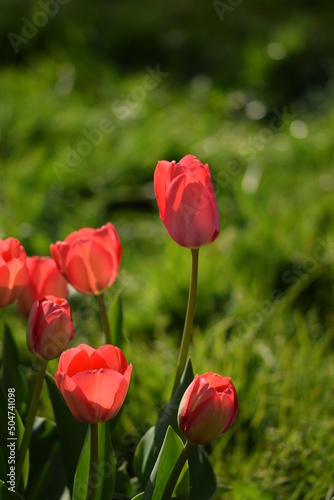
161,440,195,500
87,423,99,500
16,359,47,485
171,248,199,396
96,293,111,344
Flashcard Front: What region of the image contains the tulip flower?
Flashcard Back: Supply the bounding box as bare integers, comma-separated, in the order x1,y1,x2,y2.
178,372,238,445
0,237,29,308
50,222,122,295
54,344,132,423
154,155,220,248
27,295,75,360
17,256,69,318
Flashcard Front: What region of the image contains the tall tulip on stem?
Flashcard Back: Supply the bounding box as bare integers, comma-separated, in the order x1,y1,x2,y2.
17,296,75,485
154,155,220,394
162,373,238,499
55,344,132,500
50,223,122,344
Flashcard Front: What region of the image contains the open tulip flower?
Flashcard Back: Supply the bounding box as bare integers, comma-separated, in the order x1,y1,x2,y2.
55,344,132,423
178,372,238,445
154,154,220,248
0,237,29,308
50,222,122,295
17,256,68,318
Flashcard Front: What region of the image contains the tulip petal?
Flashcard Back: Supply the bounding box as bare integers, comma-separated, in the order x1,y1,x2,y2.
65,240,115,293
154,160,173,217
164,174,219,248
182,392,231,444
94,345,129,373
54,371,97,423
65,227,97,245
59,348,91,376
72,369,130,422
50,242,71,276
201,373,232,392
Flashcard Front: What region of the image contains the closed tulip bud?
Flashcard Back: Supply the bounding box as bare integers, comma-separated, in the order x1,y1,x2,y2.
55,344,132,423
178,373,238,445
154,155,220,248
0,237,29,308
17,256,69,318
27,295,75,360
50,222,122,295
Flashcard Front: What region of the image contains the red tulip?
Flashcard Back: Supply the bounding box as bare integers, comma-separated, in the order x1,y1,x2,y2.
0,237,29,308
27,295,75,360
17,256,69,318
178,372,238,445
50,222,122,294
154,155,220,248
54,344,132,423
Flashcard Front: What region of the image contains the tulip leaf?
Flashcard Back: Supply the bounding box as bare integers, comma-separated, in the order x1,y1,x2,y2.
24,417,69,500
0,480,26,499
143,425,189,500
188,446,216,500
133,358,194,489
0,383,29,494
1,323,28,418
73,422,116,500
45,372,88,494
108,290,123,349
0,445,6,485
15,408,30,494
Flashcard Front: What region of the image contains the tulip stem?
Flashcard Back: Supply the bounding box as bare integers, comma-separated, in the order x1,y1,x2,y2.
161,439,195,500
97,293,111,344
16,359,48,487
172,248,199,396
87,422,99,500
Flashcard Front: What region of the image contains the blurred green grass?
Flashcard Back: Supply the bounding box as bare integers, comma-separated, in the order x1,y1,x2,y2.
1,0,334,498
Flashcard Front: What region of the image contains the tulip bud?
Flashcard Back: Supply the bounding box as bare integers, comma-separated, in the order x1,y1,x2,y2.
27,295,75,360
154,155,220,248
55,344,132,423
178,373,238,445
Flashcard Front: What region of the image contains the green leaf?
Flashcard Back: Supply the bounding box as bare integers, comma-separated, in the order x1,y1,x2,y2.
72,426,90,500
45,372,88,494
0,445,6,484
15,407,29,494
0,480,26,499
73,422,116,500
24,417,69,500
188,446,216,500
143,426,189,500
133,358,194,489
131,494,144,500
1,323,28,417
108,291,123,349
0,383,29,494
